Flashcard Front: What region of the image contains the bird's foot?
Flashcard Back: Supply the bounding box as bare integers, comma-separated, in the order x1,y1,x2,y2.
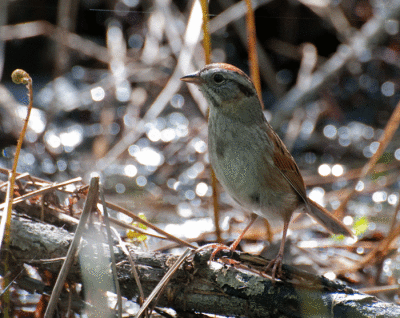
265,253,283,282
210,243,234,260
195,242,239,264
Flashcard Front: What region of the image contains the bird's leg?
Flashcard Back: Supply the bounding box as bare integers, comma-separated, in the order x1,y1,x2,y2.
209,214,258,260
229,214,258,250
265,218,290,282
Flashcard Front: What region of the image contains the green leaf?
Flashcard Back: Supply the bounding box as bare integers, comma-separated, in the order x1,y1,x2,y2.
127,213,148,243
353,216,369,236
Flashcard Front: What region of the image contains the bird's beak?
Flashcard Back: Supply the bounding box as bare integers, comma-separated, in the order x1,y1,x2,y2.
180,72,204,85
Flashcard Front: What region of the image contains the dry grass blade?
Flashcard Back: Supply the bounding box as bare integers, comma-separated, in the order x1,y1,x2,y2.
1,21,110,63
272,1,400,125
44,176,100,318
358,222,400,270
359,285,400,295
99,186,122,318
335,98,400,218
303,161,400,186
0,172,30,189
134,248,193,318
0,168,56,185
105,201,196,249
0,177,82,210
107,216,167,240
110,226,146,316
296,43,318,90
97,1,204,172
299,0,352,40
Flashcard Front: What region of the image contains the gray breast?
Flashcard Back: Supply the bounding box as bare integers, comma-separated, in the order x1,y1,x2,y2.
208,111,300,221
208,114,267,205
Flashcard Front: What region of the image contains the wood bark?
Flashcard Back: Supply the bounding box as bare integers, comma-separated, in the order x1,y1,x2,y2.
4,212,400,318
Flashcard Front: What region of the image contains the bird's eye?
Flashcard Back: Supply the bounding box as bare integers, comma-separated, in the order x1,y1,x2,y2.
213,73,225,84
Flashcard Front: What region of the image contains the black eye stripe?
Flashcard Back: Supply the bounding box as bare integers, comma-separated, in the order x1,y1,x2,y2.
236,82,254,97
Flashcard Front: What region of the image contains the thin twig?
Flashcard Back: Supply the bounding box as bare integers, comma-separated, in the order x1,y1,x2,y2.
215,0,283,97
244,0,261,98
211,169,222,243
199,0,211,64
199,0,222,245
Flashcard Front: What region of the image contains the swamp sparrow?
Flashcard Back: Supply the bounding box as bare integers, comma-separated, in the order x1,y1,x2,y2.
181,63,352,280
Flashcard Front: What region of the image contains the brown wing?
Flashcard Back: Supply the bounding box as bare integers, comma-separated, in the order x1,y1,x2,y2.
265,124,308,203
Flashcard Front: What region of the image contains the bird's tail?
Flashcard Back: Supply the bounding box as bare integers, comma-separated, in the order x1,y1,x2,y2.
307,199,353,237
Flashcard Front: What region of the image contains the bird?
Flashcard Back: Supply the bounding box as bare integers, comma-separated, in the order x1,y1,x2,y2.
180,63,353,281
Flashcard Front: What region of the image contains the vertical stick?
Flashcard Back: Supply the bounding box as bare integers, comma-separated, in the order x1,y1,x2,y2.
200,0,222,243
245,0,262,101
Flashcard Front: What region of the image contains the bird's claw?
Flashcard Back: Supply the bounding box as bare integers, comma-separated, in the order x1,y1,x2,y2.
265,254,283,282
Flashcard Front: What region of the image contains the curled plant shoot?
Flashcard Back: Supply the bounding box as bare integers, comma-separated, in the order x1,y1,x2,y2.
0,68,33,249
0,69,33,316
11,69,31,85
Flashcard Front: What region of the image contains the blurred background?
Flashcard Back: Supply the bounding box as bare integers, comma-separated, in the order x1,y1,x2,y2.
2,0,400,308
